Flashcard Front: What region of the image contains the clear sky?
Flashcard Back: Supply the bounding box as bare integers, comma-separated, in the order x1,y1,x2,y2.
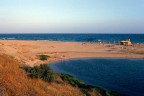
0,0,144,33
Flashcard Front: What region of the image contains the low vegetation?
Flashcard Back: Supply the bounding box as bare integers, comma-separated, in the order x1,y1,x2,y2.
39,55,50,60
0,54,84,96
60,73,83,87
0,54,128,96
23,64,56,82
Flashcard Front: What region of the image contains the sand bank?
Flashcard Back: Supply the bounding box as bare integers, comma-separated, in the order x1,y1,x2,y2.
0,40,144,66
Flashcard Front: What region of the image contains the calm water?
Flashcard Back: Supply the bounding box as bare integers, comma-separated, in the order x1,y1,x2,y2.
0,33,144,43
49,58,144,96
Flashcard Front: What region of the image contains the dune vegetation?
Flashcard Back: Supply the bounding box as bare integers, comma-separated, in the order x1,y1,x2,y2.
0,54,84,96
39,55,50,61
0,54,128,96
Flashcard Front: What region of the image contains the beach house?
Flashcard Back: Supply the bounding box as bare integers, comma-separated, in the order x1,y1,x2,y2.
120,39,132,46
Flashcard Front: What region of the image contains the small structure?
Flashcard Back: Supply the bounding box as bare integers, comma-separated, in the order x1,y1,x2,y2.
120,39,132,46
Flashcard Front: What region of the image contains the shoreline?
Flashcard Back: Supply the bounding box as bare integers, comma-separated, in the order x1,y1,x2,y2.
0,40,144,66
1,39,144,44
48,57,144,66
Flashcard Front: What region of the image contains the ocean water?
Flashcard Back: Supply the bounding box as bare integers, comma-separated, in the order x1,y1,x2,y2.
0,33,144,43
49,58,144,96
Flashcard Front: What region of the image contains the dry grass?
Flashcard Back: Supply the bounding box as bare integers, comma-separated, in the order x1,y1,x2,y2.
0,54,85,96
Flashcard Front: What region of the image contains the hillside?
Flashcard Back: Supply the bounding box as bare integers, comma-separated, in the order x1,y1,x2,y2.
0,54,128,96
0,54,101,96
0,54,86,96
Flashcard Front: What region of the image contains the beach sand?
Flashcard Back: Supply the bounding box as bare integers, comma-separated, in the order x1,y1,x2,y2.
0,40,144,66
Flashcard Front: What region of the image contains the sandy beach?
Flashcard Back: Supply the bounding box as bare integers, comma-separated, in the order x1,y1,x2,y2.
0,40,144,66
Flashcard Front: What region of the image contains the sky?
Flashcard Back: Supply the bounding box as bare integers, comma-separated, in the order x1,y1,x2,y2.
0,0,144,33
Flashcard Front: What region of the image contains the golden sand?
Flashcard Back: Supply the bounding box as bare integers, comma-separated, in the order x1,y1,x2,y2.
0,40,143,66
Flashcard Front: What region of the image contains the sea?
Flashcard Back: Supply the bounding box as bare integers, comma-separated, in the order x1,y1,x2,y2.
0,33,144,43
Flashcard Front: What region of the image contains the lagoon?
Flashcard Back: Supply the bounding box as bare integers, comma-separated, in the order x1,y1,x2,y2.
49,58,144,96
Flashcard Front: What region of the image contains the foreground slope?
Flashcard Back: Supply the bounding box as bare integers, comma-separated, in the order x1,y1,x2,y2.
0,54,128,96
0,54,91,96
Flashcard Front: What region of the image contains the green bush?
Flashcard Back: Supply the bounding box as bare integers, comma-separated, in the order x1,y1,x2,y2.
39,55,50,60
60,73,83,87
23,64,56,82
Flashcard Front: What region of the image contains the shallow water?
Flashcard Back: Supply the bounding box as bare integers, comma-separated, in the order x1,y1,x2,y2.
49,58,144,96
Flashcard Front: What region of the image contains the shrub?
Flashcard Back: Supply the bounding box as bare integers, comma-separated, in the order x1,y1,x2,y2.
23,64,56,82
60,73,82,87
39,55,50,60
